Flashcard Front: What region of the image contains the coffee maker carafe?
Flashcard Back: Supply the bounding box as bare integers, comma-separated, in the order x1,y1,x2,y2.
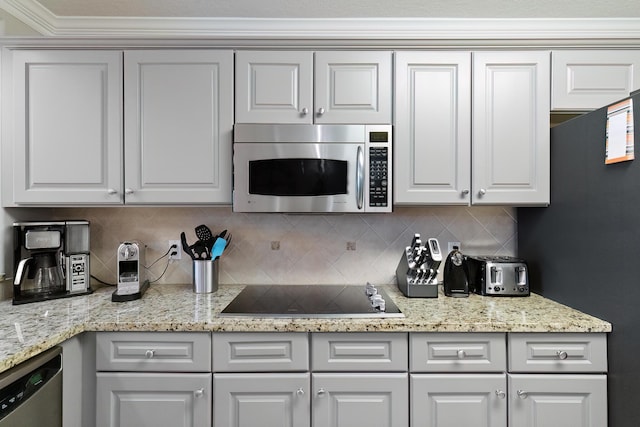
13,221,92,305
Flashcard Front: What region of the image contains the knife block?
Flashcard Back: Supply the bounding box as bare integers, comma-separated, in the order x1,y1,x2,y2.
396,247,439,298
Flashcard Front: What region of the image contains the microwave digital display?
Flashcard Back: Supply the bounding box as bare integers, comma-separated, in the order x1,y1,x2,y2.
249,158,348,196
369,131,389,143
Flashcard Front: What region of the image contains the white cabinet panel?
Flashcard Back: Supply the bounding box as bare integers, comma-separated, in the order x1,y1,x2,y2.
509,374,607,427
7,50,123,205
124,50,233,204
552,50,640,111
411,374,507,427
508,333,607,373
314,51,392,124
235,51,392,124
311,332,408,372
312,373,408,427
472,51,550,205
214,373,310,427
410,332,506,372
96,372,211,427
394,51,471,204
235,51,313,123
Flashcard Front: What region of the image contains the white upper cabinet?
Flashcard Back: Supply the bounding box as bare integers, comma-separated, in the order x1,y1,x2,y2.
394,50,550,206
235,50,392,124
5,50,123,205
124,50,233,204
552,50,640,111
472,51,550,205
394,51,472,204
3,49,233,206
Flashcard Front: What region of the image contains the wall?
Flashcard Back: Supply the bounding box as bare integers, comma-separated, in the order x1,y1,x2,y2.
24,205,520,288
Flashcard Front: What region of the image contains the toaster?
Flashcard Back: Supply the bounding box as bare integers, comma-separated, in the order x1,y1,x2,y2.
465,255,529,296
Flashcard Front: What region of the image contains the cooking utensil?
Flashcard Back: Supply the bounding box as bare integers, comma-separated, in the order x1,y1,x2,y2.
210,237,227,260
195,224,214,244
190,240,209,259
180,232,196,260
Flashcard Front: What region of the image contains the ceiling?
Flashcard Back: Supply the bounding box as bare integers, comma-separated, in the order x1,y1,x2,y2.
2,0,640,37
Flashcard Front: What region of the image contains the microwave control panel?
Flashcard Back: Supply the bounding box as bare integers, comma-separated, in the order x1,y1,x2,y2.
369,147,389,207
366,125,392,212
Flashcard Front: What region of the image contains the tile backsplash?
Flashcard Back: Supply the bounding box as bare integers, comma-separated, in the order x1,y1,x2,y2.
40,206,517,287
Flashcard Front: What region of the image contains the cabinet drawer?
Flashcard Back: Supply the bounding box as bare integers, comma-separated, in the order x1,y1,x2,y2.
508,333,607,373
96,332,211,372
311,333,408,371
212,332,308,372
410,333,506,372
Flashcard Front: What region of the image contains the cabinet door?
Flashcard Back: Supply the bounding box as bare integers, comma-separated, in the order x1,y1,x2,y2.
312,373,408,427
235,51,313,124
472,51,550,205
124,50,233,204
8,50,123,205
552,50,640,111
214,373,310,427
509,374,607,427
394,51,471,204
96,372,211,427
314,51,392,124
411,374,507,427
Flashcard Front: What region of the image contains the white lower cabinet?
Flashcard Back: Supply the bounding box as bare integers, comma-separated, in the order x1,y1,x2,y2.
313,373,408,427
95,332,212,427
93,331,607,427
411,374,507,427
508,374,607,427
96,372,211,427
214,373,310,427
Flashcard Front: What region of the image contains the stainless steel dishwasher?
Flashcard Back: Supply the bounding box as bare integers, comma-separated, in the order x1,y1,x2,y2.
0,347,62,427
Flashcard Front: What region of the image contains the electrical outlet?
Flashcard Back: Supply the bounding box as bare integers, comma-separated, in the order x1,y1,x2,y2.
448,241,461,253
168,240,181,260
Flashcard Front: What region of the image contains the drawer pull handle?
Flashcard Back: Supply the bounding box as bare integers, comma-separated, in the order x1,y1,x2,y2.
296,388,305,396
495,390,506,399
145,350,155,359
194,388,205,398
457,350,466,359
301,107,309,115
517,390,528,399
317,388,326,397
557,350,568,360
317,107,325,116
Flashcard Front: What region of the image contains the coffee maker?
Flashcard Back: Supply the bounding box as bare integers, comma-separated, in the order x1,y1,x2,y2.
13,220,92,305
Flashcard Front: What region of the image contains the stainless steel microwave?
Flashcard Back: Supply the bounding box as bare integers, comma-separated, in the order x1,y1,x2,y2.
233,124,392,213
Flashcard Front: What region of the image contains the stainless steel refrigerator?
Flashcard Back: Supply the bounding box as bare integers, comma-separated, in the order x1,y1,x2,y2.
518,91,640,427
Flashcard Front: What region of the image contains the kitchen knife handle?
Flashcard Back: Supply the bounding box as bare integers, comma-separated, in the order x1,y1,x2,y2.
356,146,364,210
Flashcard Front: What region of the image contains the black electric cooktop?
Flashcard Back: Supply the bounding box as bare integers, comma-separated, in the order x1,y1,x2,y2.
220,285,403,318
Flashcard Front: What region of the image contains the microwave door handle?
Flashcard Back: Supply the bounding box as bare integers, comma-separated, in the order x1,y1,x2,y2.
356,146,364,210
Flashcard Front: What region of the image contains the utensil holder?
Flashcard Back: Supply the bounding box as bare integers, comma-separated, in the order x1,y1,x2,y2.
192,259,219,294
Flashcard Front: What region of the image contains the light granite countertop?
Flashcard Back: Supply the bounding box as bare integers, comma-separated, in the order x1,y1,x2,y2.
0,283,611,373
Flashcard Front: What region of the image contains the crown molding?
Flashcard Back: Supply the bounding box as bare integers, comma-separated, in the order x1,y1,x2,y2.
2,0,640,43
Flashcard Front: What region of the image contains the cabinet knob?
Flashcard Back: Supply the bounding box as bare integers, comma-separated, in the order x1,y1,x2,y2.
517,390,528,399
556,350,568,360
461,189,470,195
296,388,305,396
317,107,325,116
495,390,506,399
125,188,134,194
457,349,466,359
479,188,487,196
107,188,117,195
301,107,309,115
194,388,205,398
317,388,326,397
145,350,155,359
